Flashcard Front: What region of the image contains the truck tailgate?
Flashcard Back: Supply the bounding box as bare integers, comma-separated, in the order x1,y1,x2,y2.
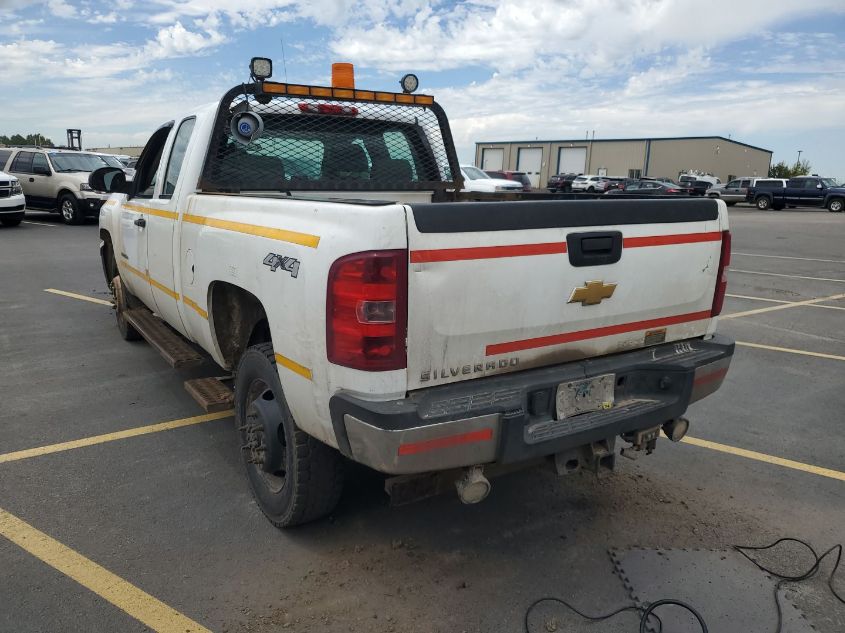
405,199,726,390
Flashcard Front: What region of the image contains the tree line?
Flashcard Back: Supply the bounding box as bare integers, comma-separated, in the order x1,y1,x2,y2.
0,133,55,147
769,158,811,178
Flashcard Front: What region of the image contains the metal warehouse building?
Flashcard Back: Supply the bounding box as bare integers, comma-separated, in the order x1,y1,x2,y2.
474,136,772,188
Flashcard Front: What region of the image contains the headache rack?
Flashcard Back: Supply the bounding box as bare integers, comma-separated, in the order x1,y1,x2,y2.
199,81,462,199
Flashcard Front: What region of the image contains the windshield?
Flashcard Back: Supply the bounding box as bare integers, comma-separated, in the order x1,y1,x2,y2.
463,166,489,180
49,153,120,173
822,178,839,187
573,176,587,182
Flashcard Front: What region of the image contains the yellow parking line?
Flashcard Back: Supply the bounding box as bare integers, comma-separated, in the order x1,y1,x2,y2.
0,507,211,633
726,293,791,304
44,288,113,307
736,341,845,362
0,411,232,464
732,252,845,265
721,292,845,319
681,436,845,482
731,269,845,283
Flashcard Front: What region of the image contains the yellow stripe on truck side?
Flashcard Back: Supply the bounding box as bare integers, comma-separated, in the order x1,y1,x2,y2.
183,214,320,248
275,353,313,380
122,203,179,220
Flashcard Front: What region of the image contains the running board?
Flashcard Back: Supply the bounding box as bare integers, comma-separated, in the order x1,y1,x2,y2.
123,308,204,368
184,377,234,413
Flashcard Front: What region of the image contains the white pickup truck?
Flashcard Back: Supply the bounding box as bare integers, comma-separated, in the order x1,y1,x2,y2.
94,59,734,527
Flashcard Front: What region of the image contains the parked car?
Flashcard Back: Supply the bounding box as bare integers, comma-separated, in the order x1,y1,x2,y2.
546,173,580,192
485,170,532,191
748,175,844,211
679,173,721,187
708,177,770,205
0,148,124,224
689,180,714,196
604,180,690,196
570,175,604,192
0,170,26,227
460,165,523,193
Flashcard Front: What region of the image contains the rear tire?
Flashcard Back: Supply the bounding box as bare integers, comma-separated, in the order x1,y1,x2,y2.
59,193,85,225
828,198,844,212
755,196,771,210
112,275,141,341
235,343,344,528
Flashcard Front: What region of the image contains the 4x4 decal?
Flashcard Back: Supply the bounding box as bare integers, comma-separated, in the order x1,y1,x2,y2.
263,253,300,278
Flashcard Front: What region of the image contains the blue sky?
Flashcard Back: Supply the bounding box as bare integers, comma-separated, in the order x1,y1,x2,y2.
2,0,844,177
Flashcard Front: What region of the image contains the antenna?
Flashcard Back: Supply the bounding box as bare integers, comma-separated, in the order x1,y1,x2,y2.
280,36,289,83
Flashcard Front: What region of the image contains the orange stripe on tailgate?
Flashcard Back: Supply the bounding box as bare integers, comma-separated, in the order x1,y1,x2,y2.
486,310,713,355
410,242,567,263
623,232,722,248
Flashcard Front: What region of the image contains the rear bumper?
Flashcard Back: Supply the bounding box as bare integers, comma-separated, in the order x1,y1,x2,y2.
330,335,734,474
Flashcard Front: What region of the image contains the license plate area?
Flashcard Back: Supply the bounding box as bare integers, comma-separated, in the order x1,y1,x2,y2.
555,374,615,420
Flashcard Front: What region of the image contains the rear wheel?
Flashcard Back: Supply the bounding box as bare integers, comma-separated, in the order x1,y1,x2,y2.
111,275,141,341
755,196,771,210
235,343,344,528
59,193,85,225
828,198,844,213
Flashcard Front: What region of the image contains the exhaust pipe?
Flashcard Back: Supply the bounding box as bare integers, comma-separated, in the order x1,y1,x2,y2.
455,465,490,504
662,417,690,442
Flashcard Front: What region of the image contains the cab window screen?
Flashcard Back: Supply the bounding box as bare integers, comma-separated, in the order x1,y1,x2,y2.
202,90,455,193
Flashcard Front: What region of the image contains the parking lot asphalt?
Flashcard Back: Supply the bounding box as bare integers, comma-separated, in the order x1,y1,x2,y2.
1,206,843,633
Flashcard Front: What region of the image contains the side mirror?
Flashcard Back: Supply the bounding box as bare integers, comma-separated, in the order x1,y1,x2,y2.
817,183,824,189
89,167,130,194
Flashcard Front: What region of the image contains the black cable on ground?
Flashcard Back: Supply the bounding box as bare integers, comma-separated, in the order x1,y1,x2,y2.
525,537,844,632
734,537,844,633
524,594,709,633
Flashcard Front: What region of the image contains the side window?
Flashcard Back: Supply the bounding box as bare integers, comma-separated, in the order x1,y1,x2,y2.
162,118,196,198
32,153,50,175
786,178,802,188
726,180,739,188
740,179,751,188
0,149,11,170
132,124,174,199
804,179,820,189
10,151,34,173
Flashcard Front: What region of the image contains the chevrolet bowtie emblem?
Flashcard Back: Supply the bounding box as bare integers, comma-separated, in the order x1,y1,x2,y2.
569,280,617,306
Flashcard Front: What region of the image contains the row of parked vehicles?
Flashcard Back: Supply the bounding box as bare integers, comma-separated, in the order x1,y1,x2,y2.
0,146,140,226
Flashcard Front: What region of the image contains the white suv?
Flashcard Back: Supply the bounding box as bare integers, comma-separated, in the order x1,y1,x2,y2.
0,148,122,224
570,174,604,192
0,170,26,227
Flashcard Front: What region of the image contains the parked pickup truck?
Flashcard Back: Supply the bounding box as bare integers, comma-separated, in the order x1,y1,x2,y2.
748,175,845,211
93,59,734,527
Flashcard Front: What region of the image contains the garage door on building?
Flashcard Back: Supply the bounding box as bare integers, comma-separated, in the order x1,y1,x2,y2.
557,147,587,175
481,148,504,171
517,147,543,188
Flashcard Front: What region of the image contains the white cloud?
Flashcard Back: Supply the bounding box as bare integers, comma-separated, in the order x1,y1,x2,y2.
46,0,74,18
88,12,119,24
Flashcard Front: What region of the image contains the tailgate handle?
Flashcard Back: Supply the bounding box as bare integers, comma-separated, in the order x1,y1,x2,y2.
567,231,622,267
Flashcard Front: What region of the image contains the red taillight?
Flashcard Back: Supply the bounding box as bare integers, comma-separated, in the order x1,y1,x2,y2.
298,103,359,116
327,250,407,371
665,188,680,193
711,230,731,316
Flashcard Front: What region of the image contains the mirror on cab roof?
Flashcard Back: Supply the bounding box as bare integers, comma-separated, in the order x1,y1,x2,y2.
89,167,130,194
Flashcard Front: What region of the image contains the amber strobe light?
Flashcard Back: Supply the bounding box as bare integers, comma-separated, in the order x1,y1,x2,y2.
327,250,408,371
332,63,355,89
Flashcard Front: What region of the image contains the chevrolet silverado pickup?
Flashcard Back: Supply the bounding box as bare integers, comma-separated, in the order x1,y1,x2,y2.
93,59,734,527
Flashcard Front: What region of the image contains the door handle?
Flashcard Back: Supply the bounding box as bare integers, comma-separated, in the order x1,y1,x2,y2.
134,217,146,228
